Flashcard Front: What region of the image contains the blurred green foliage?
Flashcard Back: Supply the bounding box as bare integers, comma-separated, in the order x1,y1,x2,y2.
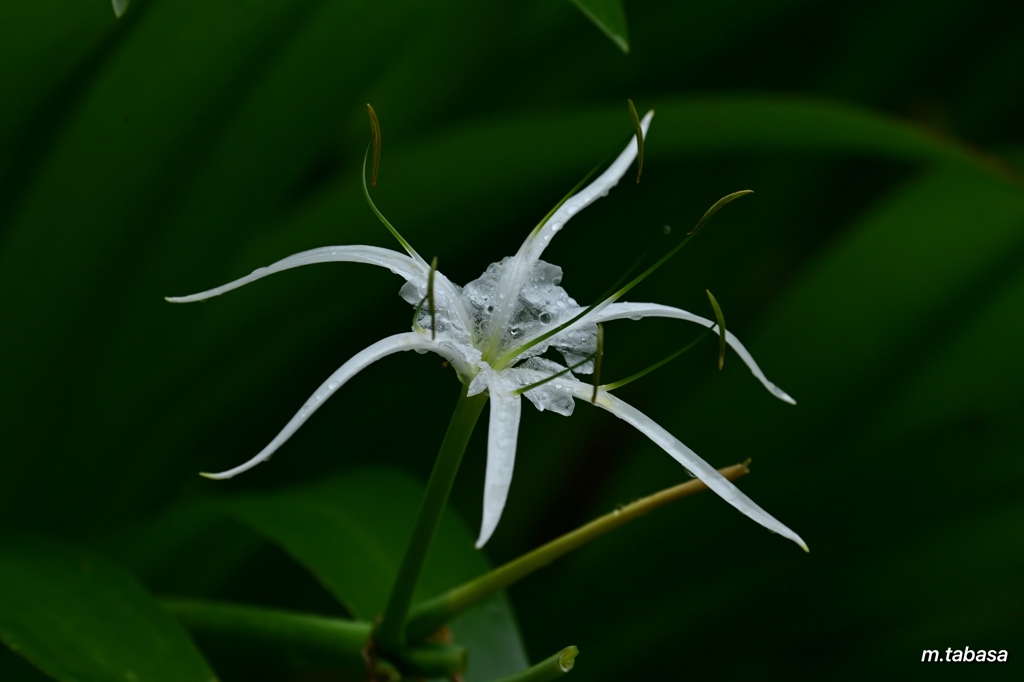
1,0,1022,680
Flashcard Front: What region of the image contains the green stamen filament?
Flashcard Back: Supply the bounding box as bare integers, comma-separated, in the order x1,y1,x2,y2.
706,289,727,370
428,256,438,340
366,103,382,187
627,99,644,184
688,190,753,236
601,331,711,391
513,353,597,396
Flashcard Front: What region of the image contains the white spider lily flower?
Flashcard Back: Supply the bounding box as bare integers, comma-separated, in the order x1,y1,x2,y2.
168,111,807,551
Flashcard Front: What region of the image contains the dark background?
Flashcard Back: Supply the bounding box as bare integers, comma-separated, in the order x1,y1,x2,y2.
2,1,1022,680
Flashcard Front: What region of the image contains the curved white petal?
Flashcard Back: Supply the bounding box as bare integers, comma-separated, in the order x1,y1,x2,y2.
201,332,470,479
166,245,426,303
485,111,654,343
563,381,807,551
476,384,522,548
527,110,654,261
574,302,796,405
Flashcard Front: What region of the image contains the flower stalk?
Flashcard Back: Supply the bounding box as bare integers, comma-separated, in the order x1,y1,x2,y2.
161,598,465,678
376,386,488,654
405,462,751,642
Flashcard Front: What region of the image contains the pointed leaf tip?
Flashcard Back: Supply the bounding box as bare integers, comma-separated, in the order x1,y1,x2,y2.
112,0,128,18
569,0,630,54
689,190,754,236
627,99,644,184
366,103,382,187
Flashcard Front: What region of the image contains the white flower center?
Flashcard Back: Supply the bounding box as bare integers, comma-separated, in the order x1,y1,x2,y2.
462,258,597,367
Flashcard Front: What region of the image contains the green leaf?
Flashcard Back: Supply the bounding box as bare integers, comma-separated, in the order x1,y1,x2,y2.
0,539,217,682
0,2,112,144
222,468,529,682
567,0,629,53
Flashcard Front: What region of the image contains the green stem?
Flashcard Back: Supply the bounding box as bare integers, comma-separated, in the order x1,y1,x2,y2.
161,598,465,678
406,462,750,641
164,597,367,670
494,646,579,682
376,385,488,654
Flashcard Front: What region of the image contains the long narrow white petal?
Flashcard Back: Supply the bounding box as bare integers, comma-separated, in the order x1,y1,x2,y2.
476,385,523,548
166,245,426,303
576,302,796,405
485,112,654,344
201,332,470,479
562,382,806,550
527,110,654,259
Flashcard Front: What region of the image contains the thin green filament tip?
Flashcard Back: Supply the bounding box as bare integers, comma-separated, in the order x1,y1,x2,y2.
601,331,711,391
366,103,382,187
359,104,423,262
627,99,644,184
601,189,755,308
688,189,753,236
496,226,669,369
706,289,727,370
361,146,420,261
411,296,427,333
428,256,438,341
501,190,748,371
514,353,596,396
